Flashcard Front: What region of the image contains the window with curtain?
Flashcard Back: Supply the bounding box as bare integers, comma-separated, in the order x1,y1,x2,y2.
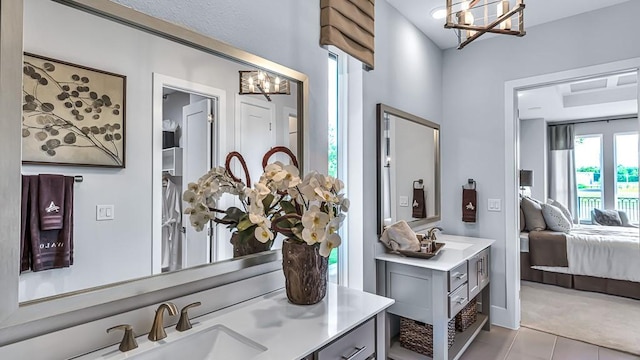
575,135,603,222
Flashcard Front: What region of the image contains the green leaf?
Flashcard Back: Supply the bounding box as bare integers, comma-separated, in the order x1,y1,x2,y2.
236,219,253,231
262,194,274,210
280,200,297,214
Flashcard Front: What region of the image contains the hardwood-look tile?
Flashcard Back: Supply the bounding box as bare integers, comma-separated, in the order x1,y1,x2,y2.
476,326,518,348
551,337,598,360
459,338,510,360
598,347,640,360
507,327,557,360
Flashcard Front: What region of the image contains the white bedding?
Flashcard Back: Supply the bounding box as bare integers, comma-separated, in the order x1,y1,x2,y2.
532,225,640,282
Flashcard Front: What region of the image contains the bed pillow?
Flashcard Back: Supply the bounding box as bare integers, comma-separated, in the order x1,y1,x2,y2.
521,197,546,231
541,204,572,233
593,208,622,226
548,199,573,224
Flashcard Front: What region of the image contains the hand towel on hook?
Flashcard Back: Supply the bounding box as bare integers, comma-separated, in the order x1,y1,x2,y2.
462,180,477,223
412,180,426,219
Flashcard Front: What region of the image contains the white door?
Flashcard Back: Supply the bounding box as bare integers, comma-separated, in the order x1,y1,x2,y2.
236,98,276,185
182,98,213,268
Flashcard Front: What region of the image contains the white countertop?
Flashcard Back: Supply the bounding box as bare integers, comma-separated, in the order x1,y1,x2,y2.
74,284,394,360
375,234,495,271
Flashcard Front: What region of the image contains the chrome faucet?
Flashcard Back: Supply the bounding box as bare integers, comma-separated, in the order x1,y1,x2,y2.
148,302,178,341
427,226,443,241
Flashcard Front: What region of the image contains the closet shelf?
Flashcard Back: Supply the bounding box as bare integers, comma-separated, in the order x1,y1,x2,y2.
162,147,183,176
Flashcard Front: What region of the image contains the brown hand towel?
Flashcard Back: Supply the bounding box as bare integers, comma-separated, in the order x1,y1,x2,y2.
29,175,74,272
412,188,426,218
38,174,65,230
21,175,32,272
462,189,477,223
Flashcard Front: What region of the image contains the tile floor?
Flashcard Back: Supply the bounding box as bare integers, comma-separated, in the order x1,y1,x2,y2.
458,326,640,360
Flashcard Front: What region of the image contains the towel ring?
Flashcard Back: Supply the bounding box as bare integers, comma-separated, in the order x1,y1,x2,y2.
413,179,424,189
462,178,476,190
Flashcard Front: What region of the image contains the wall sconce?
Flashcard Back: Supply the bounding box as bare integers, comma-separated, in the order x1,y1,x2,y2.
239,70,290,102
445,0,526,50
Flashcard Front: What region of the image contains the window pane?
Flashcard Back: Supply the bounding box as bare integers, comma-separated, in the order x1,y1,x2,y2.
327,53,338,283
575,136,602,222
615,133,639,224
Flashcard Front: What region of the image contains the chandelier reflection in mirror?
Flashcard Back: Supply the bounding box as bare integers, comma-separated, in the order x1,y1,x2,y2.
445,0,525,50
239,70,290,102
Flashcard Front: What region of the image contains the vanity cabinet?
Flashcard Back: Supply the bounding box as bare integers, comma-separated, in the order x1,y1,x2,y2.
314,318,376,360
376,235,495,360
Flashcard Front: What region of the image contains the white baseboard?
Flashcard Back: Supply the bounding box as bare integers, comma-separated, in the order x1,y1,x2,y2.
490,305,519,330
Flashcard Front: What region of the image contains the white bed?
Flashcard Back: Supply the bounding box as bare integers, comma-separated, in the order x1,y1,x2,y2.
522,225,640,283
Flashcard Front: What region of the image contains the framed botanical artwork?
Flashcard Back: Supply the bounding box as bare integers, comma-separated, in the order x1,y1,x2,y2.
22,53,126,167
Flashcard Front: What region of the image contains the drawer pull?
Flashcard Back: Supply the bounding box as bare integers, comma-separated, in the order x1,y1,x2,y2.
341,346,366,360
457,297,468,305
455,273,467,281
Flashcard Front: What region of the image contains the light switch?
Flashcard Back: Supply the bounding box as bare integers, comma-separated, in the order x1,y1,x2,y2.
399,196,409,207
488,199,501,212
97,205,115,221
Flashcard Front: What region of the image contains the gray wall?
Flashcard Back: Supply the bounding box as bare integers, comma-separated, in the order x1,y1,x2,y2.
441,1,640,308
520,118,547,201
362,0,443,291
111,0,328,174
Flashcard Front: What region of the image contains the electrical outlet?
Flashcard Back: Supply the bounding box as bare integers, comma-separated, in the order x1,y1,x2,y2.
96,205,115,221
488,199,502,212
399,196,409,207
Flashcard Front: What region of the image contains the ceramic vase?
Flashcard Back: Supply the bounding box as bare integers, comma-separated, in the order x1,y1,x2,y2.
281,238,328,305
230,233,272,258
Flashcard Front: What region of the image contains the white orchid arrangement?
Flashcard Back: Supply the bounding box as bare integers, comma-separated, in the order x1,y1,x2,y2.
259,161,349,257
182,147,349,258
182,153,280,247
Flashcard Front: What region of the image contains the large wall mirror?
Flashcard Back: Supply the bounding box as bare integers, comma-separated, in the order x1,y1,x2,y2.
377,104,440,235
11,0,306,309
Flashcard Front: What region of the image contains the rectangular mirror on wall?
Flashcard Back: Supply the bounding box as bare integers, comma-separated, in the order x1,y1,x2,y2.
16,0,306,305
377,104,440,236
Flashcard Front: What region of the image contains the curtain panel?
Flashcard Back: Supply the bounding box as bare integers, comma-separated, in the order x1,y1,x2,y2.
548,124,578,222
320,0,375,69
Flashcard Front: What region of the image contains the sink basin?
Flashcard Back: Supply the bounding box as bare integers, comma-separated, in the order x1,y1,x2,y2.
123,325,266,360
136,325,266,360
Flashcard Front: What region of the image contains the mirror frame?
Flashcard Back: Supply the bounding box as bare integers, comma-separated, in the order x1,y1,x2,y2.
0,0,308,344
376,103,441,236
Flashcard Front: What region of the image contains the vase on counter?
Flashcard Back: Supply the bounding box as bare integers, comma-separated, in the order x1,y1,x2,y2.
230,233,272,258
281,239,328,305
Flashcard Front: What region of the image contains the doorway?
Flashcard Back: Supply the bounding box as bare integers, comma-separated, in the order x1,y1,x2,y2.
151,73,226,275
506,60,640,352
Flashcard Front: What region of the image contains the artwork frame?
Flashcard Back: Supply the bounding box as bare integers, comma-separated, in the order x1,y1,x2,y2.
22,52,126,168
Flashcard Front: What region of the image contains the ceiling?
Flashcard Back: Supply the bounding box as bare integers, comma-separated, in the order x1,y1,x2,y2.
518,71,638,123
386,0,631,50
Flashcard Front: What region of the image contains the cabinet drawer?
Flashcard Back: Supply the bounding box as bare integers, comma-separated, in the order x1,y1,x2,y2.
317,318,375,360
448,262,468,292
449,283,469,318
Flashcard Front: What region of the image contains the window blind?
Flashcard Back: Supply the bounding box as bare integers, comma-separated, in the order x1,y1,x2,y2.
320,0,375,69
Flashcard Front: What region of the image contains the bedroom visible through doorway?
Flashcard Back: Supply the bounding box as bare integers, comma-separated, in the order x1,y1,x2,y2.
515,68,640,354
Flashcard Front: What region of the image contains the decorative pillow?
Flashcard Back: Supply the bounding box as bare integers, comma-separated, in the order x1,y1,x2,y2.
520,207,526,232
593,208,622,226
541,204,572,233
548,199,573,224
618,211,632,227
521,197,546,231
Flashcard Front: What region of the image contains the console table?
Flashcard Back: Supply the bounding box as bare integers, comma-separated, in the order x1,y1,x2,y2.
376,234,495,360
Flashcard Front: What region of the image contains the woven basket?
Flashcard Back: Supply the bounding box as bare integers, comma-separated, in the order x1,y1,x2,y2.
455,296,478,332
399,317,455,357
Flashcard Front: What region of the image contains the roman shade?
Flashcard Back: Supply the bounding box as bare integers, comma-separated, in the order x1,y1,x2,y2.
320,0,375,69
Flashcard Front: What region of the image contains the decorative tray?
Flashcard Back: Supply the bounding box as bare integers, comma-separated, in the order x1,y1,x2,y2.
397,242,445,259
